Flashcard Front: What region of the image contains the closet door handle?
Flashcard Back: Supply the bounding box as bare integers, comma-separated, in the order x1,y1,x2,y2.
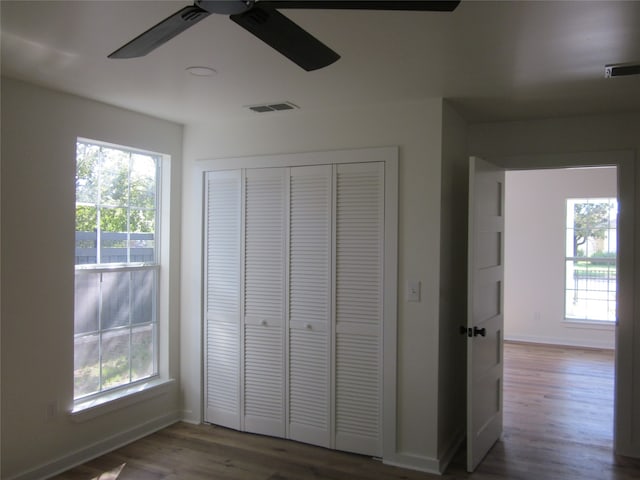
261,320,267,326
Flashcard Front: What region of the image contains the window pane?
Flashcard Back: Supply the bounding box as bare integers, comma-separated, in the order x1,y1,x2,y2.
100,148,129,207
76,206,97,265
130,210,155,262
132,269,154,324
74,334,100,398
101,271,130,329
129,208,155,234
75,272,99,334
130,233,155,262
100,208,128,263
131,324,154,381
130,154,156,209
76,143,99,204
565,288,585,319
101,329,130,389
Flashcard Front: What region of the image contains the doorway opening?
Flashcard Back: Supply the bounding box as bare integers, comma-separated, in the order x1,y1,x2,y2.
503,166,617,456
465,151,636,475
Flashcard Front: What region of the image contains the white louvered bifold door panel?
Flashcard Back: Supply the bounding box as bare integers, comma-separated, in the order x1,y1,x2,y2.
288,165,332,448
334,162,384,457
243,168,286,437
204,170,242,430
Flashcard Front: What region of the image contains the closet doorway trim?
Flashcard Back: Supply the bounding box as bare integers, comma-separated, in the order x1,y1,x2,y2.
197,146,398,460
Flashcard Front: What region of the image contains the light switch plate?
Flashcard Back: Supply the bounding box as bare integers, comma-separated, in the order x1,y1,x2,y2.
407,280,421,302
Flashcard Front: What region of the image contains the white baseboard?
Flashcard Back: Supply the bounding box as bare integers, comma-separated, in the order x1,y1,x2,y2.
383,452,441,475
383,427,464,476
505,333,614,350
7,410,181,480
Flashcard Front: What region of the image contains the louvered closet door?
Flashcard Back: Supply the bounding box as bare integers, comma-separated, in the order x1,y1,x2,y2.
243,168,287,437
334,162,384,457
288,165,332,448
204,170,242,430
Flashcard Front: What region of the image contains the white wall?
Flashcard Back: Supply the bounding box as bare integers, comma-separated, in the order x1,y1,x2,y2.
469,112,640,458
0,78,183,479
180,99,451,471
505,167,617,349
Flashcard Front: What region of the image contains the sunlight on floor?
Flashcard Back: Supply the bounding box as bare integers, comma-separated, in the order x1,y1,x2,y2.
91,463,125,480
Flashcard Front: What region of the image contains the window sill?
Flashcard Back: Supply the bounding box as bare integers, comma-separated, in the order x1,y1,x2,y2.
563,319,616,330
70,378,175,423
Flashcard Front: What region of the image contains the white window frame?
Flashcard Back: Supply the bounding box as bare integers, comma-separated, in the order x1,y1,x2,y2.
72,138,171,416
564,197,618,323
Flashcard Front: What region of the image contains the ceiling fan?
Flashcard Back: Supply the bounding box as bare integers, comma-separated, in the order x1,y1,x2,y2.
109,0,461,71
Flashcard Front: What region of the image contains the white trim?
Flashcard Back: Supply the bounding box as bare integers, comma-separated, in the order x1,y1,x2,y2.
504,334,614,350
383,452,441,475
75,263,160,273
384,431,464,475
199,146,399,461
196,146,397,171
73,142,171,405
563,318,616,330
157,152,173,382
77,136,166,159
7,411,180,480
71,378,176,422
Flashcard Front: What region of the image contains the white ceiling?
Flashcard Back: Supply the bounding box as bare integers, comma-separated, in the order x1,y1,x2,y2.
2,0,640,126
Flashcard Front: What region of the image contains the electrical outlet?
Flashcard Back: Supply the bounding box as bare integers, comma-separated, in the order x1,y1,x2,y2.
407,280,421,302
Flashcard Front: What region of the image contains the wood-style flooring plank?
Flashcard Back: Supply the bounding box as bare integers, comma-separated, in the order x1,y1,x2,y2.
51,342,640,480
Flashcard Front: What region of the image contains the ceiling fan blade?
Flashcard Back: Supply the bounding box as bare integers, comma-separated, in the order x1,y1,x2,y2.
109,5,211,59
258,0,461,12
230,5,340,71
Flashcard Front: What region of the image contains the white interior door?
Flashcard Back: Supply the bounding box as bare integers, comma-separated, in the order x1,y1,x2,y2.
287,165,332,448
466,156,505,472
334,162,384,457
204,170,242,430
243,168,287,437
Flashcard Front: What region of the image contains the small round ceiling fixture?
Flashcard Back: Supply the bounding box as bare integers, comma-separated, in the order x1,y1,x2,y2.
186,66,217,77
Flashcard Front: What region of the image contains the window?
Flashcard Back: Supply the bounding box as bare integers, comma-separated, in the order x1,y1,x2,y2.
565,197,617,322
74,139,160,400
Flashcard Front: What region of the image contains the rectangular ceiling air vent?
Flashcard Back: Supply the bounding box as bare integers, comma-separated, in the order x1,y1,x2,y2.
605,63,640,78
247,101,299,113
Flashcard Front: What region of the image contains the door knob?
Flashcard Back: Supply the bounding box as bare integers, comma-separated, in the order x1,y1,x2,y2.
473,326,486,337
460,326,487,337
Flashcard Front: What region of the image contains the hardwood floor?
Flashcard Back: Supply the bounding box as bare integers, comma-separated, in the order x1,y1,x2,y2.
52,342,640,480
